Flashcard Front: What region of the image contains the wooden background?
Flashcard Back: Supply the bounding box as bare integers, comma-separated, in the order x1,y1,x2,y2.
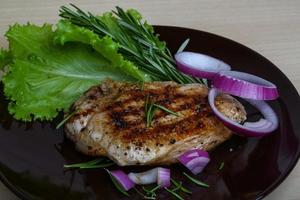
0,0,299,199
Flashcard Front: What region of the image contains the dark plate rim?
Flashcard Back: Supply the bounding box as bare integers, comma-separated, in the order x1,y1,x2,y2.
0,25,299,200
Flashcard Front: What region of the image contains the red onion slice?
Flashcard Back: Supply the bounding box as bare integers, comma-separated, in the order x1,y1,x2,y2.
212,71,279,100
157,168,171,187
178,149,210,175
128,168,158,185
110,169,135,191
175,51,231,79
208,88,279,137
128,167,171,187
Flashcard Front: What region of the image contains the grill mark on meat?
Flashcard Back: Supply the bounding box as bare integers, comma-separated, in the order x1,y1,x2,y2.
119,103,212,143
105,95,208,131
120,116,208,144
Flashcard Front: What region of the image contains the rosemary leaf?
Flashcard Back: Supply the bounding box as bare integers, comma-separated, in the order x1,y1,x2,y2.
171,178,192,194
146,103,155,127
134,187,156,200
78,162,115,169
153,104,179,117
177,38,190,53
56,111,76,129
164,187,184,200
142,184,160,199
219,162,225,170
149,185,161,193
144,94,150,114
64,158,104,168
183,172,209,188
171,181,182,192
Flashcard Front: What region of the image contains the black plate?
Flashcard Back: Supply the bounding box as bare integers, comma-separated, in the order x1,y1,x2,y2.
0,26,299,200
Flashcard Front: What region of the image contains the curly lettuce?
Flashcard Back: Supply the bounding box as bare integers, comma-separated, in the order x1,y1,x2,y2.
0,49,12,70
1,23,146,121
54,20,149,81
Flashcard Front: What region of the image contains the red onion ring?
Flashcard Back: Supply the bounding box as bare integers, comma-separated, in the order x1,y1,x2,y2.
208,88,279,137
212,71,279,100
175,51,231,79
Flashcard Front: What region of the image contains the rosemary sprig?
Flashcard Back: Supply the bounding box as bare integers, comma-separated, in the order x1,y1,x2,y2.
145,99,179,127
183,172,210,188
56,111,76,129
64,158,115,169
59,4,205,85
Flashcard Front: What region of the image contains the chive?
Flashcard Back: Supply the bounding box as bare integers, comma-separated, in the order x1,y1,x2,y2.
56,111,75,129
183,172,210,188
219,162,225,170
176,38,190,53
106,169,129,196
171,178,192,194
153,104,180,117
164,187,184,200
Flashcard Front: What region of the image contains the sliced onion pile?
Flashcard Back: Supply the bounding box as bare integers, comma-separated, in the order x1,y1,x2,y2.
175,51,279,137
128,167,171,187
178,149,210,175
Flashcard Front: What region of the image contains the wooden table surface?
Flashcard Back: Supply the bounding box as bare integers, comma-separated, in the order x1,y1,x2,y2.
0,0,299,199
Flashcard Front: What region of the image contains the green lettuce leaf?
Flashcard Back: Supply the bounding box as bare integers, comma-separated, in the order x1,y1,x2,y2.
2,23,139,121
0,49,12,70
54,20,150,81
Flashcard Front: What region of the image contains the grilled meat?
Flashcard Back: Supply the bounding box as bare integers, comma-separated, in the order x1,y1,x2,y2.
65,80,246,166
